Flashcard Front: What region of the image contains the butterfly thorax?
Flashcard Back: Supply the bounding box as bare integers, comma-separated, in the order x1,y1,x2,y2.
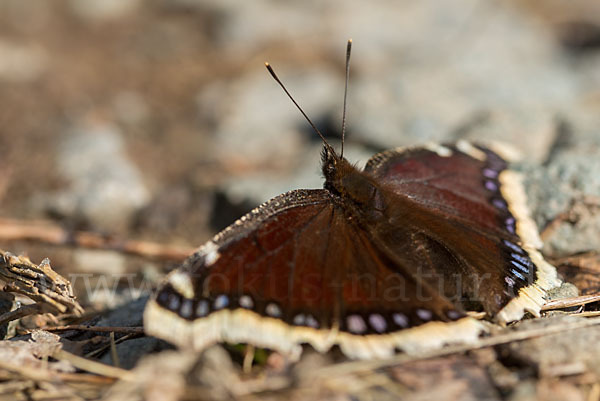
321,145,385,217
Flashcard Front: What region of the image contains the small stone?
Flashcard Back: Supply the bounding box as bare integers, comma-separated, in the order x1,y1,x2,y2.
73,249,126,275
546,282,579,302
96,296,148,328
524,144,600,256
68,0,141,21
0,39,46,83
113,91,149,127
38,122,150,233
500,316,600,377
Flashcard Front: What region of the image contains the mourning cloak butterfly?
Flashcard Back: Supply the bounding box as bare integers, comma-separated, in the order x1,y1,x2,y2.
144,42,560,359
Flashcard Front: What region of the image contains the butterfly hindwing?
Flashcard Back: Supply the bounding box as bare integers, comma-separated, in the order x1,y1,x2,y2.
363,142,560,321
145,188,483,359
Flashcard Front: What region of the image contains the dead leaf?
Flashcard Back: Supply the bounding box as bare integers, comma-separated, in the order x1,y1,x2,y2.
0,250,84,316
0,330,74,373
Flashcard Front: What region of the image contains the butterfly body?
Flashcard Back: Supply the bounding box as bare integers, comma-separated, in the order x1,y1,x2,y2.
144,140,560,359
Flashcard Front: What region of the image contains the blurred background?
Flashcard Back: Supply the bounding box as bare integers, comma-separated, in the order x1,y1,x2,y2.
0,0,599,308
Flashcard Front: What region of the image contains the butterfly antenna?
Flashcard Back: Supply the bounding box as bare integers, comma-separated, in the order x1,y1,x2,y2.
340,38,352,158
265,62,333,150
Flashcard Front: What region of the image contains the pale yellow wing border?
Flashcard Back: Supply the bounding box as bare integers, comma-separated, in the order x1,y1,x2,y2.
144,299,485,360
495,168,561,323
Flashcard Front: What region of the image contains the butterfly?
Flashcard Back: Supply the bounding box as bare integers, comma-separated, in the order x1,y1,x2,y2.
144,41,560,360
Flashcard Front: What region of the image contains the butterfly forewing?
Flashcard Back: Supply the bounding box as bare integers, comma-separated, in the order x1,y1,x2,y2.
146,186,481,359
365,144,512,236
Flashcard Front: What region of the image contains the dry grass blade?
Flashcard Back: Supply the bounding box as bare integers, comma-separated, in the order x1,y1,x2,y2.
589,383,600,401
572,311,600,317
109,332,120,369
41,325,144,335
542,294,600,311
0,359,116,384
85,333,138,359
0,379,35,395
466,311,487,319
53,350,134,380
0,250,84,316
0,218,193,262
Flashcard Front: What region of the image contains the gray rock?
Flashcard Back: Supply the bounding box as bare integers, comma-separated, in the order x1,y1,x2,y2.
188,0,579,164
96,296,148,328
561,53,600,146
100,336,171,370
198,67,341,170
112,91,150,127
506,380,538,401
72,249,127,275
0,39,46,83
39,123,150,232
68,0,141,21
101,349,199,401
501,316,600,377
524,144,600,256
546,282,579,301
346,3,576,160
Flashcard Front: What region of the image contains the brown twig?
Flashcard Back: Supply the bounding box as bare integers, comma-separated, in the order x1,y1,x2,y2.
0,217,194,262
0,304,41,326
85,333,138,359
41,325,144,334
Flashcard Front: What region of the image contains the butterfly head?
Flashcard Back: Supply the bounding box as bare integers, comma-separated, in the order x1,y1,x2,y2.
322,144,380,211
321,143,348,185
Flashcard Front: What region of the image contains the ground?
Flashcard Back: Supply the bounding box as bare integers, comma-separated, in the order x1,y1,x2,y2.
0,1,599,400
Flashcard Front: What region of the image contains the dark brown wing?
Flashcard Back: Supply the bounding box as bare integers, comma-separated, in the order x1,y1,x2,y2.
145,189,482,359
364,141,560,322
366,143,512,236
